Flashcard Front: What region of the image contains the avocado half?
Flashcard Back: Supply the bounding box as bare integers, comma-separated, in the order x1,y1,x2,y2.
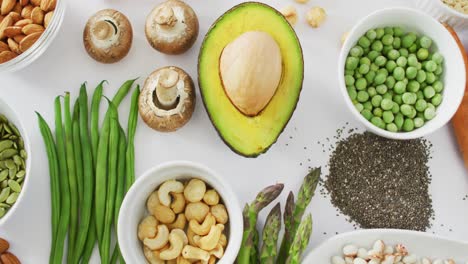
198,2,304,157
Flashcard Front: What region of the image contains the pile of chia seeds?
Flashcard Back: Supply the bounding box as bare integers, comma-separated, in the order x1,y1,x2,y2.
325,132,434,231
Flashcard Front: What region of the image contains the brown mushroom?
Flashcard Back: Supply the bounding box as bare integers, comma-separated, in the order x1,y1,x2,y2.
83,9,133,63
139,66,195,132
145,0,199,55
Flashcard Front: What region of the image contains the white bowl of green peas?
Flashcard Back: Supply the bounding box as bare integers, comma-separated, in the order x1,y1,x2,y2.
339,7,466,140
0,98,31,225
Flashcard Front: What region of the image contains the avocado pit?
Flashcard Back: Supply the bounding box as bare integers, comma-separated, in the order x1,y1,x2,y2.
219,31,283,116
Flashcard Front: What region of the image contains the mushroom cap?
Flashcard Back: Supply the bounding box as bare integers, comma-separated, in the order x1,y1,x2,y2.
145,0,199,55
139,66,196,132
83,9,133,63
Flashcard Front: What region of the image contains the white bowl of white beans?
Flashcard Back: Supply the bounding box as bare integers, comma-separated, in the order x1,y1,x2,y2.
338,7,466,140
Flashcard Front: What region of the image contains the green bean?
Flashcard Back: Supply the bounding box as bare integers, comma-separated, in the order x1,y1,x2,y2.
51,96,71,264
36,112,60,263
72,98,83,205
91,81,105,165
81,218,96,264
101,102,120,264
74,85,95,263
126,86,140,191
64,92,79,264
112,78,138,107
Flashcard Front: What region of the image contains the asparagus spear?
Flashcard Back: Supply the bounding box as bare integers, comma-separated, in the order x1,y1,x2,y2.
260,203,282,264
278,168,321,263
237,183,284,264
286,214,313,264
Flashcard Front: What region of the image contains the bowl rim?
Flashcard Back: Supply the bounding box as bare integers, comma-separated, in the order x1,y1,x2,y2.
0,98,32,226
433,0,468,19
338,7,466,140
117,160,243,264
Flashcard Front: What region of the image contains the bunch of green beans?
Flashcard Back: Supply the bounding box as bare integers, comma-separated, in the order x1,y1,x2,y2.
37,79,139,264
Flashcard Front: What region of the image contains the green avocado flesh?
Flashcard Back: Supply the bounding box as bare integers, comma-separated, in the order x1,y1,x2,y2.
198,2,304,157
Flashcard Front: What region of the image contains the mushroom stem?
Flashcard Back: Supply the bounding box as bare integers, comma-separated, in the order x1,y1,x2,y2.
92,20,115,40
156,68,180,108
155,5,177,28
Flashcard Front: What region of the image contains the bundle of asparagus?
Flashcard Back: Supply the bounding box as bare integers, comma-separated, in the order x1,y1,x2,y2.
236,167,321,264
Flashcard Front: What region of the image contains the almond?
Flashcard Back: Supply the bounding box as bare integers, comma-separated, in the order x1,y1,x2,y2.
30,6,43,24
19,30,40,52
0,15,13,40
8,12,20,22
20,0,29,7
21,5,33,19
0,238,9,254
0,40,9,52
0,15,4,23
0,50,16,63
3,26,22,38
12,2,22,14
13,34,25,43
21,23,43,35
14,18,31,27
1,0,16,16
40,0,55,12
7,38,19,53
30,0,41,6
44,10,52,27
0,252,20,264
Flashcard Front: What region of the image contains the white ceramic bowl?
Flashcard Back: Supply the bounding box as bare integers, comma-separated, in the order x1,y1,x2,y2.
339,7,466,140
303,229,468,262
118,161,243,264
0,0,65,73
0,98,31,226
414,0,468,31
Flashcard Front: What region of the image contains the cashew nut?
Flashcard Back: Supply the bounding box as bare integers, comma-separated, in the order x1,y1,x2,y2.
306,6,327,28
177,256,192,264
138,215,158,241
219,234,227,248
201,256,216,264
189,213,216,236
168,213,187,230
210,204,228,224
144,224,170,250
182,245,210,262
171,228,189,246
187,227,197,246
158,180,184,206
144,246,165,264
209,244,224,259
184,179,206,203
147,191,160,215
195,224,224,251
171,192,186,214
159,229,186,260
185,202,210,223
203,190,219,206
167,259,177,264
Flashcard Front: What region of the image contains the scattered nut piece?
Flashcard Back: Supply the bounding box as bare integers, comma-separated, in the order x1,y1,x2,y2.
306,6,327,28
281,5,298,26
184,179,206,203
295,0,309,3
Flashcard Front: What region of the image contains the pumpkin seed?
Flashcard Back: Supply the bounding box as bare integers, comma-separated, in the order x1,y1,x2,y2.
8,167,16,179
0,114,7,123
6,192,18,204
13,155,21,165
0,149,17,160
20,149,27,159
9,123,20,137
0,161,5,169
0,187,10,202
4,159,15,169
0,180,7,188
17,177,24,184
0,170,8,181
0,203,10,208
16,170,25,178
8,180,21,193
0,208,5,218
3,124,11,134
0,140,13,151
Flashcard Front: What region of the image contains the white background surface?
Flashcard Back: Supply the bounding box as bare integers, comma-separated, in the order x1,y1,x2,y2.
0,0,467,263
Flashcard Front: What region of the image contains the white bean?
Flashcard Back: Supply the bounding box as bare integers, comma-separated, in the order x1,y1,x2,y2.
343,244,358,257
353,258,367,264
331,256,346,264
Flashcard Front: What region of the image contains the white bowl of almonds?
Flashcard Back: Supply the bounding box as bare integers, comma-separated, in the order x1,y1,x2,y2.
118,161,243,264
0,0,65,72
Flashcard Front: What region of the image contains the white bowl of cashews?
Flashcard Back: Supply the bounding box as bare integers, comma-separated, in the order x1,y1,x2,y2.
118,161,243,264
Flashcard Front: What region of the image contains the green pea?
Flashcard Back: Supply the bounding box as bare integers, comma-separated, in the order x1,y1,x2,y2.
374,73,386,85
394,81,406,94
360,57,371,65
382,34,394,46
426,72,436,84
425,61,437,72
371,95,382,107
402,92,417,105
387,123,398,132
357,90,369,102
388,49,400,60
415,99,427,112
400,104,413,116
370,63,380,72
365,71,376,84
393,37,401,49
368,87,377,97
408,55,418,67
383,92,393,100
368,51,380,62
407,80,420,93
358,36,371,48
376,28,385,39
423,86,435,99
402,33,417,48
432,52,444,64
403,118,415,132
381,98,394,110
382,111,394,123
348,87,357,100
434,65,443,76
409,43,418,53
360,64,370,75
424,107,436,120
395,113,404,129
355,72,363,78
363,101,373,110
385,60,396,73
431,93,443,106
406,67,418,80
371,40,383,52
399,48,409,57
416,62,422,70
371,116,385,129
345,69,354,75
419,36,432,49
350,46,363,57
361,109,373,120
354,103,364,112
394,27,404,36
391,103,400,114
417,48,429,60
416,90,424,100
366,29,377,40
374,56,387,66
376,84,388,95
382,45,393,55
403,78,409,85
414,117,425,128
433,81,444,93
346,57,359,70
416,70,426,83
384,27,394,35
373,108,383,117
396,57,407,67
356,78,367,90
345,75,355,86
386,76,396,88
393,67,405,81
